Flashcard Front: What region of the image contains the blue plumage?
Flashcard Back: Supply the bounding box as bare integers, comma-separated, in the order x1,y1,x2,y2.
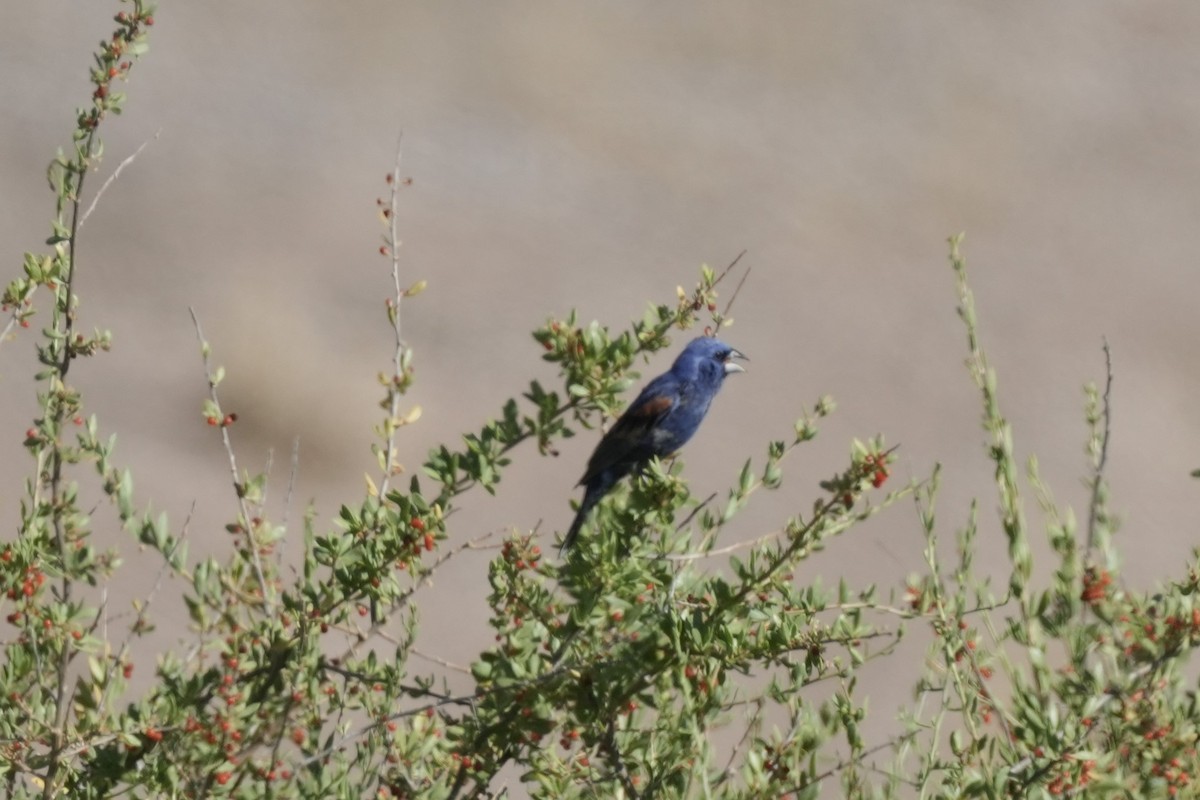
560,336,747,552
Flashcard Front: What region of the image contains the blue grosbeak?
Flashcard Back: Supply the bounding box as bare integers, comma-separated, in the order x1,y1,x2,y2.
560,336,747,552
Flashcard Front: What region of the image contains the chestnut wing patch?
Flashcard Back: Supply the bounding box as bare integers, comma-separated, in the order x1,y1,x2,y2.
578,392,678,486
624,393,675,421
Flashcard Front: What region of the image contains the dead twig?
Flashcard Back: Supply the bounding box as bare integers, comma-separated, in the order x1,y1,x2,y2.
78,129,161,230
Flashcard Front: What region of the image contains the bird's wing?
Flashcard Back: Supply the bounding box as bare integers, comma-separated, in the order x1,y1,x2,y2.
578,380,680,486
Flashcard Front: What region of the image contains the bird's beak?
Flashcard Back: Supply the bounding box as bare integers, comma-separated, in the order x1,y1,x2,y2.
724,349,748,374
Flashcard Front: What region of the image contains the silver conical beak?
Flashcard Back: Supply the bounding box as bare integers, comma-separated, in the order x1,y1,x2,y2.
724,348,748,374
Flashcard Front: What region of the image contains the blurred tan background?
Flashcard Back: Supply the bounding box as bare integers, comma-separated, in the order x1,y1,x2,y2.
4,1,1200,785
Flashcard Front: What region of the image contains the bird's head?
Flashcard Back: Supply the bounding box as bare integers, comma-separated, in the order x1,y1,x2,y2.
674,336,748,385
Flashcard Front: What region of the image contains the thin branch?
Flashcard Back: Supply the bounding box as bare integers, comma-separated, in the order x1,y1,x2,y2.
710,250,746,289
297,691,479,769
259,448,274,508
320,660,469,709
78,129,161,230
1086,338,1113,552
785,740,895,795
721,487,911,614
279,436,300,563
721,264,751,319
379,132,409,498
673,492,717,532
338,527,500,662
662,526,785,561
189,307,272,610
719,697,765,784
410,647,472,674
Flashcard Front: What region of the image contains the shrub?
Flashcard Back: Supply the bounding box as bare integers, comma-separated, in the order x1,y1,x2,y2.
3,4,1198,798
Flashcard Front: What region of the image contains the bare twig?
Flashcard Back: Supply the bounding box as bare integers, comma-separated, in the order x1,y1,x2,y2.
78,129,161,230
673,492,717,532
662,527,786,561
280,436,300,561
410,647,472,674
721,264,752,319
189,308,272,610
719,697,765,783
710,250,746,289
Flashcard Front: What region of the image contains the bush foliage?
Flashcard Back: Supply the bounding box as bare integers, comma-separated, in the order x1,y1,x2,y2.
3,4,1200,799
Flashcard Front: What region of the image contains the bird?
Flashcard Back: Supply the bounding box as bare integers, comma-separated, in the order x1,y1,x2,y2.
560,335,747,553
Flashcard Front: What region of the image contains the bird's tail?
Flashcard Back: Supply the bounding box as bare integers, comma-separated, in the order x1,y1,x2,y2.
560,469,627,555
559,479,611,555
559,497,594,555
